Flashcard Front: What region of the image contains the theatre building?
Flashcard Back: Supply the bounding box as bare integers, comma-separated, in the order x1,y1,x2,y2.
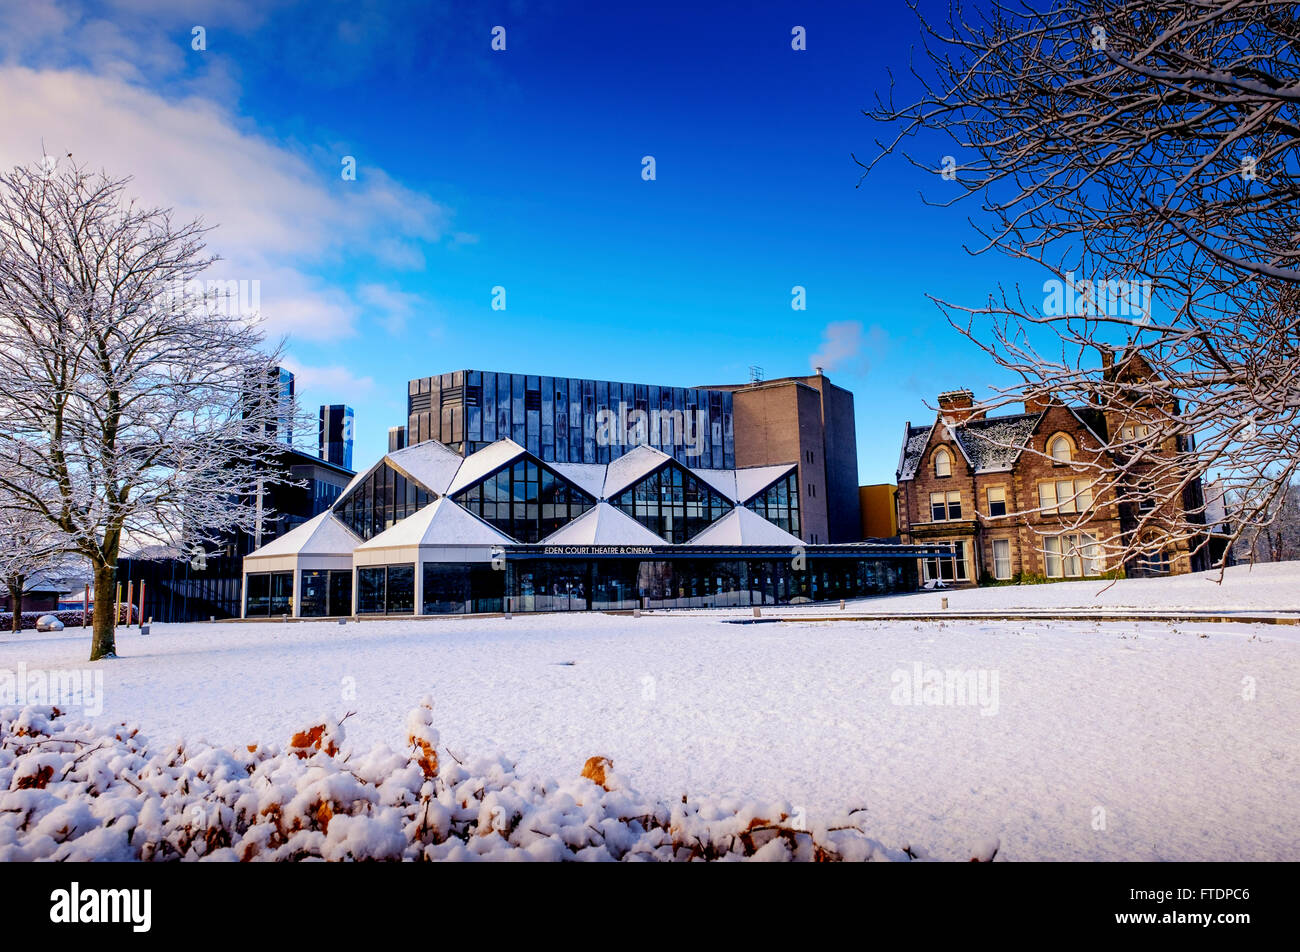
241,437,936,618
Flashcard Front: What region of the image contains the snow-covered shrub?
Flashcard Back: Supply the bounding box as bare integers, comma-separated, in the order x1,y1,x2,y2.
0,702,950,862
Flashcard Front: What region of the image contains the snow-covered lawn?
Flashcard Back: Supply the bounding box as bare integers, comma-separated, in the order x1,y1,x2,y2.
790,561,1300,616
3,596,1297,860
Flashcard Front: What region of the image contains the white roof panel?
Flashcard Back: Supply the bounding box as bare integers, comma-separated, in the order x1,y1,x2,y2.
387,439,465,494
602,445,672,498
539,502,665,546
688,506,803,546
356,497,514,550
688,465,738,502
445,439,528,496
735,463,798,503
549,461,608,500
246,511,359,560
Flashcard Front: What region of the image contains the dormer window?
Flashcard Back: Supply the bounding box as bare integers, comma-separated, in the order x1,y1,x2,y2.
934,446,953,477
1049,436,1072,464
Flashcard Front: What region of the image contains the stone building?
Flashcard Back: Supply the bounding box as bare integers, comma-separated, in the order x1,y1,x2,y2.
895,373,1210,586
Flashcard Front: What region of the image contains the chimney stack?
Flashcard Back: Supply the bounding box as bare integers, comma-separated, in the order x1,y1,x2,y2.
937,388,977,425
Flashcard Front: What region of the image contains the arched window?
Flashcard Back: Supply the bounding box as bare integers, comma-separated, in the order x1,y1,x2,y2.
1049,436,1072,463
934,447,952,477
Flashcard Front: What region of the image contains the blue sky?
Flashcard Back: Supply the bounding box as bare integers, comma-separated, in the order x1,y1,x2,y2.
0,0,1038,482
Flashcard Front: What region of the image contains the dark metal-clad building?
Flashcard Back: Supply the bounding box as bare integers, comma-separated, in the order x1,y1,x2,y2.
407,369,737,469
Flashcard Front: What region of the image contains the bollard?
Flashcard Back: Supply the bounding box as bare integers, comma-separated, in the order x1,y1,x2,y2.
139,581,146,628
753,606,761,618
209,615,215,623
125,581,133,627
633,608,641,618
839,599,845,611
141,616,152,636
941,597,949,610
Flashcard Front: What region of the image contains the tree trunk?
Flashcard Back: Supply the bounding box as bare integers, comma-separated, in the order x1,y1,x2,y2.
9,578,20,633
90,560,118,660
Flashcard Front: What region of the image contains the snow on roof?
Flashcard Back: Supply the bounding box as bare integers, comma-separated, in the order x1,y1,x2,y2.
688,506,803,546
445,440,528,496
688,465,738,501
898,425,934,481
549,461,609,501
356,497,513,550
602,444,672,498
538,502,665,546
952,413,1042,473
735,463,798,503
386,440,465,494
246,511,359,560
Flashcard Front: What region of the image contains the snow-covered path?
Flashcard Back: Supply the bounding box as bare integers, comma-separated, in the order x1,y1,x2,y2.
3,605,1296,861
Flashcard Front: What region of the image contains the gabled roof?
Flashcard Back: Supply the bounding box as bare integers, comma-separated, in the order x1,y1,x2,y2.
688,465,738,502
549,461,608,501
603,444,673,498
387,439,464,494
246,511,359,560
735,463,798,503
898,424,934,481
445,439,527,496
688,506,803,546
355,497,513,550
950,412,1042,473
538,502,665,546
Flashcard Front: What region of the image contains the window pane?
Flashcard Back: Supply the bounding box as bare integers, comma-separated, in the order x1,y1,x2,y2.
386,564,415,614
358,567,386,613
1044,537,1063,578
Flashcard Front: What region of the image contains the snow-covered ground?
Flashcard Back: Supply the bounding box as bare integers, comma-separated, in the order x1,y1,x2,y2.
3,592,1297,860
742,561,1300,617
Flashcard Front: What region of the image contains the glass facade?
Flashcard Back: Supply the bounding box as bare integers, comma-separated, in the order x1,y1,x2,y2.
743,470,801,536
506,557,911,611
422,563,506,614
299,569,353,617
453,458,595,543
319,554,920,616
245,571,293,616
611,462,732,543
408,370,737,469
356,563,415,614
335,462,435,541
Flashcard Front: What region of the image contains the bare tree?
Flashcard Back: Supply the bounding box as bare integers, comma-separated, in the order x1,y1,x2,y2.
0,448,68,632
1235,480,1300,562
0,159,298,660
862,0,1300,572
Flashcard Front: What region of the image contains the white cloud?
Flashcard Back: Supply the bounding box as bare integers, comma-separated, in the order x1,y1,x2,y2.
809,321,889,376
0,64,452,342
282,360,376,405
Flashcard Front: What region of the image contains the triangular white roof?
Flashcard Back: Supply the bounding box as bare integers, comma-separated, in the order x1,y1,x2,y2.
246,511,359,559
688,465,738,501
603,444,672,498
688,506,803,546
550,461,608,500
387,439,465,494
356,497,514,550
538,502,665,546
445,439,527,496
735,463,798,503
